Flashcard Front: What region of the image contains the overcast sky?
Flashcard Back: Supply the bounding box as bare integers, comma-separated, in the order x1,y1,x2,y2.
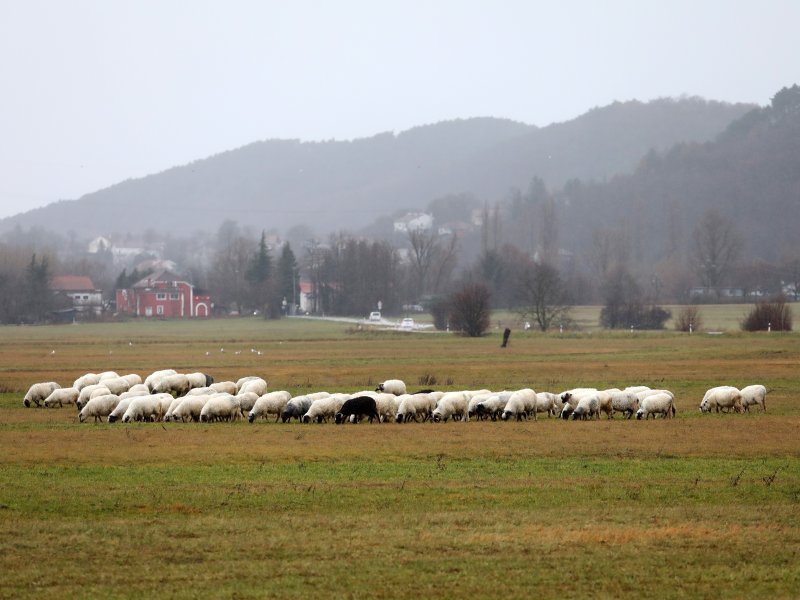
0,0,797,219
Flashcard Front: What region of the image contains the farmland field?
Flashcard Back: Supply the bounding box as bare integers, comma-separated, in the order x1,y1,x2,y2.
1,312,799,599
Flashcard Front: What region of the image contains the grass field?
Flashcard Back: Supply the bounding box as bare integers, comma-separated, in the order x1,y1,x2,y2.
1,311,799,599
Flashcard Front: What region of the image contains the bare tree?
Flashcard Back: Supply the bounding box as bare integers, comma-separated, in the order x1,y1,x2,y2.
449,282,491,337
691,209,742,291
407,229,458,296
515,262,571,331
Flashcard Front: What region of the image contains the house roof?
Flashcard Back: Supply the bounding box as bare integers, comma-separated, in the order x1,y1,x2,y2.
50,276,98,292
132,269,186,288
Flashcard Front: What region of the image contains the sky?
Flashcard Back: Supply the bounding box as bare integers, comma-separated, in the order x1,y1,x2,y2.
0,0,798,219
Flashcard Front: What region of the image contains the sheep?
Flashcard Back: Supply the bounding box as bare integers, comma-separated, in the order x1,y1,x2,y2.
372,393,402,422
432,391,469,422
42,387,79,408
740,384,767,413
473,393,511,421
236,392,261,416
239,377,268,397
80,394,120,423
210,381,237,395
153,374,191,398
466,392,495,419
501,388,537,421
248,391,292,423
89,385,113,399
595,390,614,418
186,372,214,389
98,377,131,396
144,369,177,391
376,379,407,396
281,395,315,423
335,396,380,424
200,394,242,422
122,393,174,422
107,397,134,423
120,373,143,387
163,396,186,421
609,390,640,419
700,386,741,414
125,384,150,395
395,393,437,423
77,384,108,409
571,394,600,420
98,371,120,381
303,394,350,423
172,395,212,422
23,382,61,408
235,376,261,393
637,392,676,420
72,373,101,391
624,386,651,394
534,392,560,418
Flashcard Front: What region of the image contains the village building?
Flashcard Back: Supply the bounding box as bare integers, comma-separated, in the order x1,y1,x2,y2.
115,269,211,318
50,276,104,319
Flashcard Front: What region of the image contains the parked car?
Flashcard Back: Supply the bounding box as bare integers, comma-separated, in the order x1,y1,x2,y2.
400,317,415,330
368,311,382,322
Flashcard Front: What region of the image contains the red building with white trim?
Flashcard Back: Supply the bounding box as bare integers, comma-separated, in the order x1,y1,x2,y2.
115,269,212,318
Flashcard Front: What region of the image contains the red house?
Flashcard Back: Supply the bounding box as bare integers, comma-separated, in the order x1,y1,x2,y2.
115,269,212,318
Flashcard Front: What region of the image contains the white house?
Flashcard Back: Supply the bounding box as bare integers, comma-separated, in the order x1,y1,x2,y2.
393,212,433,233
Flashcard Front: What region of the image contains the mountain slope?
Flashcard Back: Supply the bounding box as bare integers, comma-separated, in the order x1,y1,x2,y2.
0,98,753,238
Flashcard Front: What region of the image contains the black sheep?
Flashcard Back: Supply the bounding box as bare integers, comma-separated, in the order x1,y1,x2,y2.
335,396,380,424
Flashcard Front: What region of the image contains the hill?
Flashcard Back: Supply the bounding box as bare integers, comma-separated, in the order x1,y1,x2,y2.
0,97,752,238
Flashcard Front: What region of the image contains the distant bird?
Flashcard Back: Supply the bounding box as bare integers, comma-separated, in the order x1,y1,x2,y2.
234,350,242,355
256,351,263,356
205,351,210,356
49,350,55,355
220,348,225,352
129,341,133,346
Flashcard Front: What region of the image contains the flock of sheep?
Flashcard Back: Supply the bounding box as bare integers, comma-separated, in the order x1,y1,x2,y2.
21,371,768,424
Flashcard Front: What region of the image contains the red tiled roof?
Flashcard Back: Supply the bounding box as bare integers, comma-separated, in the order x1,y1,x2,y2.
50,276,97,291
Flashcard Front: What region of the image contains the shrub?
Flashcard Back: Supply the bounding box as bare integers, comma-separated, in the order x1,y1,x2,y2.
742,295,792,331
675,305,703,332
448,283,491,337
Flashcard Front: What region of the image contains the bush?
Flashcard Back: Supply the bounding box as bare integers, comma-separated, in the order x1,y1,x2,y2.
429,296,450,331
742,295,792,331
448,283,491,337
674,305,702,332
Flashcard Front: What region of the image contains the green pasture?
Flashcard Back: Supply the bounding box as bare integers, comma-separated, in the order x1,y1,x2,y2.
0,310,799,599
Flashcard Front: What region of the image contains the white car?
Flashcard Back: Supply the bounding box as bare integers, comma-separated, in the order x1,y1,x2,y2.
400,318,415,330
368,311,381,322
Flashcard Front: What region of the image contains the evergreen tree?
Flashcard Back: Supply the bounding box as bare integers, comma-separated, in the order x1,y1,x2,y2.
277,242,299,314
24,254,53,323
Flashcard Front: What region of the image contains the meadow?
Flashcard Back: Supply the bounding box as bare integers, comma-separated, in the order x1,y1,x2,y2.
1,310,799,599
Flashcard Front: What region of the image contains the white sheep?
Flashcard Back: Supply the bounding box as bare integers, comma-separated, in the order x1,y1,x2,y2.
120,373,143,387
98,371,120,381
76,384,108,409
144,369,177,391
571,394,600,420
302,394,349,423
467,393,495,419
172,395,212,422
43,387,79,408
372,392,402,422
376,379,407,396
125,384,150,395
534,392,560,418
432,391,469,422
609,390,640,419
200,394,242,422
473,393,511,421
740,384,767,413
501,388,537,421
162,396,185,421
23,382,61,408
80,394,120,423
107,397,134,423
122,393,173,422
248,391,292,423
153,374,191,398
395,393,437,423
280,395,315,423
239,377,268,397
72,373,101,390
700,386,741,414
98,377,131,396
637,392,676,420
210,381,238,395
235,391,261,416
186,372,213,389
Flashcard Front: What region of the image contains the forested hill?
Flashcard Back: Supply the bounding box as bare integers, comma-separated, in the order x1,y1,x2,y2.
0,97,752,238
554,85,800,265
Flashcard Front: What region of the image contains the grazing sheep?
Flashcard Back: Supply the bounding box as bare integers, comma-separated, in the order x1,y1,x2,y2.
571,394,600,420
98,377,131,396
186,372,214,389
700,386,741,414
609,390,640,419
395,393,437,423
432,392,469,422
239,377,268,397
637,392,676,420
740,385,767,413
248,391,292,423
144,369,177,392
210,381,238,395
281,395,315,423
534,392,560,418
80,394,120,423
162,396,185,421
153,374,191,398
23,382,61,408
200,394,242,422
501,388,537,421
43,387,79,408
172,395,212,422
624,386,651,394
235,392,261,416
120,374,143,387
77,384,108,409
376,379,407,396
89,385,113,400
98,371,120,381
372,393,402,422
122,394,173,422
124,384,150,395
72,373,101,391
473,393,511,421
107,397,134,423
467,393,495,419
335,396,380,424
303,394,349,423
